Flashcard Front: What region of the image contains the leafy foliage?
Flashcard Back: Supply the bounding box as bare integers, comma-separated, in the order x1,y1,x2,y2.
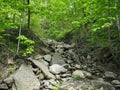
17,35,35,56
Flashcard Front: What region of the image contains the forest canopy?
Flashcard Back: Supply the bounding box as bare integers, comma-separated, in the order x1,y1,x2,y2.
0,0,120,65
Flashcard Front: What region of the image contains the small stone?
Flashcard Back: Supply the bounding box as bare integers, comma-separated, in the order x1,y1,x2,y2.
97,78,104,82
55,75,61,80
111,80,120,85
104,71,116,80
34,54,43,60
82,71,92,79
60,74,71,78
36,70,41,75
44,55,51,62
32,68,39,72
37,73,44,80
75,64,81,69
72,70,85,79
7,57,14,65
48,79,57,86
115,85,120,90
87,55,91,60
4,75,14,87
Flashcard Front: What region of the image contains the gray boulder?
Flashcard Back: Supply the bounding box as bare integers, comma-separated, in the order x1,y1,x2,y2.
0,83,8,90
111,80,120,85
61,80,115,90
49,64,67,74
72,70,85,79
12,64,40,90
30,59,55,79
51,53,65,65
43,55,52,62
104,71,116,80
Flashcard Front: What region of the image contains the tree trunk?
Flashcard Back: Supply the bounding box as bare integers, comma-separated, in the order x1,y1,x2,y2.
12,14,16,23
27,0,30,30
16,15,22,55
107,0,111,42
23,0,27,27
115,0,120,39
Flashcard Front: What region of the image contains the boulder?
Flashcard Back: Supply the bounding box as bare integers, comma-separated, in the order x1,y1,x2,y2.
61,80,115,90
43,55,52,62
4,74,14,87
72,70,85,79
51,53,65,65
0,83,8,90
104,71,116,80
34,54,43,60
111,80,120,85
49,64,67,74
30,59,55,79
12,64,40,90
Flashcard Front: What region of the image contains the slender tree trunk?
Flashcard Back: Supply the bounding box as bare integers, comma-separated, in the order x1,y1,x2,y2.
115,0,120,39
82,8,87,37
16,15,22,55
12,14,16,23
108,0,111,42
23,0,27,27
27,0,30,30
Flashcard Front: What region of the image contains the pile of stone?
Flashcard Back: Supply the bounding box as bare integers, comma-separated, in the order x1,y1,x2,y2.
0,39,120,90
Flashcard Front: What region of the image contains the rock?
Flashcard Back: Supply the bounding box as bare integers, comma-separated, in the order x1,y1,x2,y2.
49,64,67,74
0,83,8,90
61,77,72,82
38,59,49,66
63,44,73,49
72,70,85,79
43,55,51,62
7,57,14,65
115,85,120,90
4,74,14,87
13,64,40,90
97,78,104,82
61,80,115,90
36,70,41,75
60,74,71,78
104,71,116,80
34,54,43,60
48,79,57,86
75,64,81,69
32,68,39,73
87,55,91,60
55,48,64,54
111,80,120,85
30,59,55,79
91,80,115,90
55,75,61,80
37,73,44,80
41,47,51,54
51,53,65,65
82,70,92,79
40,80,53,89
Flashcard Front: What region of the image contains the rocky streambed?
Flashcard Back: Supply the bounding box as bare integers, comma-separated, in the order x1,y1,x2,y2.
0,39,120,90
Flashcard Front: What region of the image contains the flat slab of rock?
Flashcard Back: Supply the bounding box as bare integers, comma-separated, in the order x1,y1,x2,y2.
49,64,67,74
13,64,40,90
30,59,55,79
51,53,65,65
